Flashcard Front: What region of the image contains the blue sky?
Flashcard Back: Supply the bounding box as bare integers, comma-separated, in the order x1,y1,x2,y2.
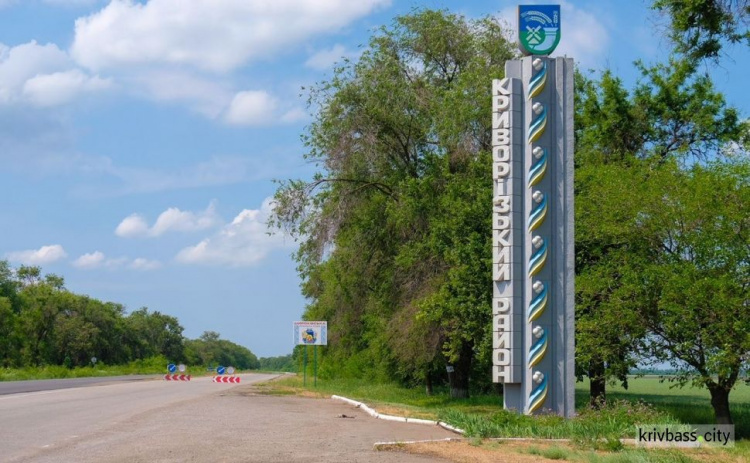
1,0,748,357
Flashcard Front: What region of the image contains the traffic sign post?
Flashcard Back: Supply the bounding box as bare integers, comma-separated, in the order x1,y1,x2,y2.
212,365,239,384
164,363,190,381
314,345,317,387
294,321,327,388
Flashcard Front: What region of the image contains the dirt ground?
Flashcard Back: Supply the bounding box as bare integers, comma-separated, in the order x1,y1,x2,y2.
381,440,555,463
380,438,747,463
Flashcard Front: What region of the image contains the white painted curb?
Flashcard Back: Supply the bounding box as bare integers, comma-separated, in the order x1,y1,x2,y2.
331,395,466,435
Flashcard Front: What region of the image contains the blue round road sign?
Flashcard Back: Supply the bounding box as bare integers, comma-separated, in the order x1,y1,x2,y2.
217,366,226,375
168,363,176,373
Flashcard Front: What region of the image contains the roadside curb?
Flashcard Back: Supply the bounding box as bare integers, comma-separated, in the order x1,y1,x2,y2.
330,396,646,450
330,395,466,435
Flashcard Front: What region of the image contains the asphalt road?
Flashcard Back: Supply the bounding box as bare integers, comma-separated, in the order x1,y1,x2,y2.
0,373,453,462
0,375,159,395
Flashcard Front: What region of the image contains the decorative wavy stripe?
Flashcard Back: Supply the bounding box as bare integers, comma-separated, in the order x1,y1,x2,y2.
528,105,547,143
529,330,548,367
528,283,548,322
528,60,547,99
529,239,548,276
528,148,548,186
528,195,548,231
529,375,548,413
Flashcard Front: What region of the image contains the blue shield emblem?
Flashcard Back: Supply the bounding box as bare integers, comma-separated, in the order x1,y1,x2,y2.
518,5,561,56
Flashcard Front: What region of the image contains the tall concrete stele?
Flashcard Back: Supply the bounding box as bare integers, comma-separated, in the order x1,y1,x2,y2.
491,4,574,417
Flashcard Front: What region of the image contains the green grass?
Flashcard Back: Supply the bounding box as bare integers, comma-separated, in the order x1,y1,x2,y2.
266,375,507,418
527,445,573,460
578,377,750,440
581,448,698,462
523,445,702,463
440,399,680,440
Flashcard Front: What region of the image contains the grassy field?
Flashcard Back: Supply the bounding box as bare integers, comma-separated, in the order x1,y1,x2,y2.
256,375,750,462
598,376,750,438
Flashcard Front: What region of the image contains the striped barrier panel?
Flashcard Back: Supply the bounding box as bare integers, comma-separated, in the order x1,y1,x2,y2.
212,376,240,383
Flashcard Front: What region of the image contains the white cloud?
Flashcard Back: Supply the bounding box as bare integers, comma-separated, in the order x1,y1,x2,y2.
72,250,106,268
71,0,392,73
116,202,220,238
224,90,278,126
23,69,111,106
151,202,220,236
131,70,232,118
7,244,67,265
280,107,308,123
498,1,609,68
176,197,290,267
305,44,359,70
115,213,150,238
72,251,161,270
555,3,609,66
129,257,161,270
0,40,110,106
0,41,69,103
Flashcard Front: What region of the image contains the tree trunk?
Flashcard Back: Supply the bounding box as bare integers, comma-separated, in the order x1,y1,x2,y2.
589,359,606,407
449,341,473,399
425,370,433,396
708,384,733,424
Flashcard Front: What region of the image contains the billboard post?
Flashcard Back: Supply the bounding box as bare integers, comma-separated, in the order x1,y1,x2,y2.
294,321,328,387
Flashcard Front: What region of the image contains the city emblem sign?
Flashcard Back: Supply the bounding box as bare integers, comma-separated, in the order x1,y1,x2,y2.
518,5,561,56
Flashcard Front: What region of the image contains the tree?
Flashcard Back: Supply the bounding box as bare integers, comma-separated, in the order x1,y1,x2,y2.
0,261,20,367
574,57,742,406
123,308,185,361
272,9,516,397
653,0,750,60
632,160,750,424
185,331,259,370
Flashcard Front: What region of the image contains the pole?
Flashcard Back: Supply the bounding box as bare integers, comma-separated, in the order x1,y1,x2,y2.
303,345,308,387
314,345,317,387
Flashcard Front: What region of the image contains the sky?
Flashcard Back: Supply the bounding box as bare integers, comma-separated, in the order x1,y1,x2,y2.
1,0,748,358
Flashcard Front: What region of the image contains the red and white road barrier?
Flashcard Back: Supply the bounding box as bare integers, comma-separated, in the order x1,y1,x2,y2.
164,374,191,381
212,376,240,383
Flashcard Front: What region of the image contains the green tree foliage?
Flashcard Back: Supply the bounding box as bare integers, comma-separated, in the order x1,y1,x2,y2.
653,0,750,60
272,9,515,397
123,307,185,361
259,354,296,372
574,58,742,406
633,161,749,424
0,262,256,370
184,331,260,370
575,53,747,423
